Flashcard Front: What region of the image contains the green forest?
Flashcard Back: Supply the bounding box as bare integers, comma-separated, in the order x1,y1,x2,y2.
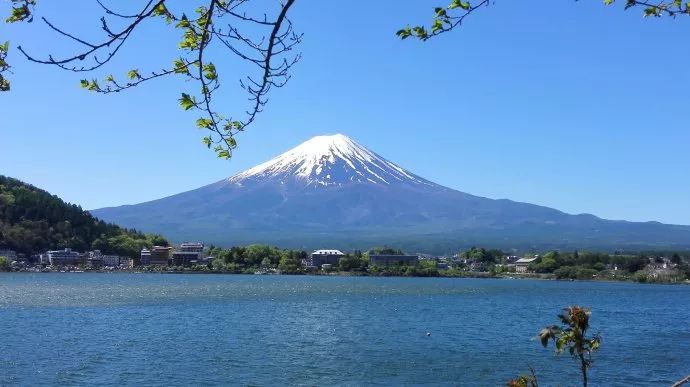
0,175,167,257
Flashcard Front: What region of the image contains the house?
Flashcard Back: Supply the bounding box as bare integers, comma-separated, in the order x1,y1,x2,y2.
515,257,538,273
310,250,344,267
369,254,419,267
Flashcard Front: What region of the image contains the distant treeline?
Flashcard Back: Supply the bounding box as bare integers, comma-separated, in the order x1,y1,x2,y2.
458,246,690,282
528,250,690,281
203,244,690,282
207,245,306,273
0,175,168,257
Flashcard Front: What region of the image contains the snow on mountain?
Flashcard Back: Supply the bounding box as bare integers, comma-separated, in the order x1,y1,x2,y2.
229,134,436,188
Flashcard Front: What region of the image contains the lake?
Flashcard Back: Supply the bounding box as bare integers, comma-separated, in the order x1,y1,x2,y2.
1,273,688,386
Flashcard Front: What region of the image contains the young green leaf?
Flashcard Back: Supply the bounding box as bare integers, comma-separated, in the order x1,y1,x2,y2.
179,93,195,110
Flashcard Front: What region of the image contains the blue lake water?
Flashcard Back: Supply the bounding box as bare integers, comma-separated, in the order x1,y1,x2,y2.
1,273,688,386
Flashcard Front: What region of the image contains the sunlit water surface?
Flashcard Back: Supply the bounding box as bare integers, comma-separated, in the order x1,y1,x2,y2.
1,273,688,386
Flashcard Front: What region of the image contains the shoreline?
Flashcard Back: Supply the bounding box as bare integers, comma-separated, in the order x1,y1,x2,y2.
4,268,689,285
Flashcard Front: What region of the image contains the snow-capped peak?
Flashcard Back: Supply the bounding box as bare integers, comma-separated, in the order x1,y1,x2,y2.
229,134,435,187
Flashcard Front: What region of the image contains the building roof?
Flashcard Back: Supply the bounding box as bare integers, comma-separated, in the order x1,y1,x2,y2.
515,257,538,264
313,249,344,255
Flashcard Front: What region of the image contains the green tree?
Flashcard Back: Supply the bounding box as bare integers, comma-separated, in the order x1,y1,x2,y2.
538,306,601,387
507,367,538,387
0,256,9,271
278,250,301,274
415,259,440,276
531,252,558,273
0,175,168,256
244,245,280,267
627,255,649,272
339,253,367,271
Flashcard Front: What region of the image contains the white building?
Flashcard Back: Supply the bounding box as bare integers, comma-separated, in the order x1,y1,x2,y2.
515,257,538,273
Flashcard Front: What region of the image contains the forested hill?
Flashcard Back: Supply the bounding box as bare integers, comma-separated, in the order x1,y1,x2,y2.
0,175,167,257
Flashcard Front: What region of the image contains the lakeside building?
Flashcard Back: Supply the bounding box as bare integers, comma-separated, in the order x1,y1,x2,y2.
47,248,82,266
150,246,172,266
87,255,103,268
369,254,419,267
89,250,102,259
179,242,204,253
38,253,50,265
87,250,103,268
171,242,205,266
308,250,344,268
102,255,122,267
515,257,538,273
140,248,151,265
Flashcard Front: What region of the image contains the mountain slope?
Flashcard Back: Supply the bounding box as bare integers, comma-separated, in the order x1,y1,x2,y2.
91,134,690,253
0,175,168,256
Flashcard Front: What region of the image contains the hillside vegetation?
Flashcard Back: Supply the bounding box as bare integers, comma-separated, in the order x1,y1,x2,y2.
0,175,167,257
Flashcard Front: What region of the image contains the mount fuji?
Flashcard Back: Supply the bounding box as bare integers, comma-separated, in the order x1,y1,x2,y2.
91,134,690,253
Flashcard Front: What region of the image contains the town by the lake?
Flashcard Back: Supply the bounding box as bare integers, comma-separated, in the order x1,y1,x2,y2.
2,243,688,284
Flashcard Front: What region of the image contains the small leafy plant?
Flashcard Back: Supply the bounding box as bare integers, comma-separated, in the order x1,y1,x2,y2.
538,306,601,387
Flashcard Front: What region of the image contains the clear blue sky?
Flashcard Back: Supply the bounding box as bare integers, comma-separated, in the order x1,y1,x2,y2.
1,1,688,224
